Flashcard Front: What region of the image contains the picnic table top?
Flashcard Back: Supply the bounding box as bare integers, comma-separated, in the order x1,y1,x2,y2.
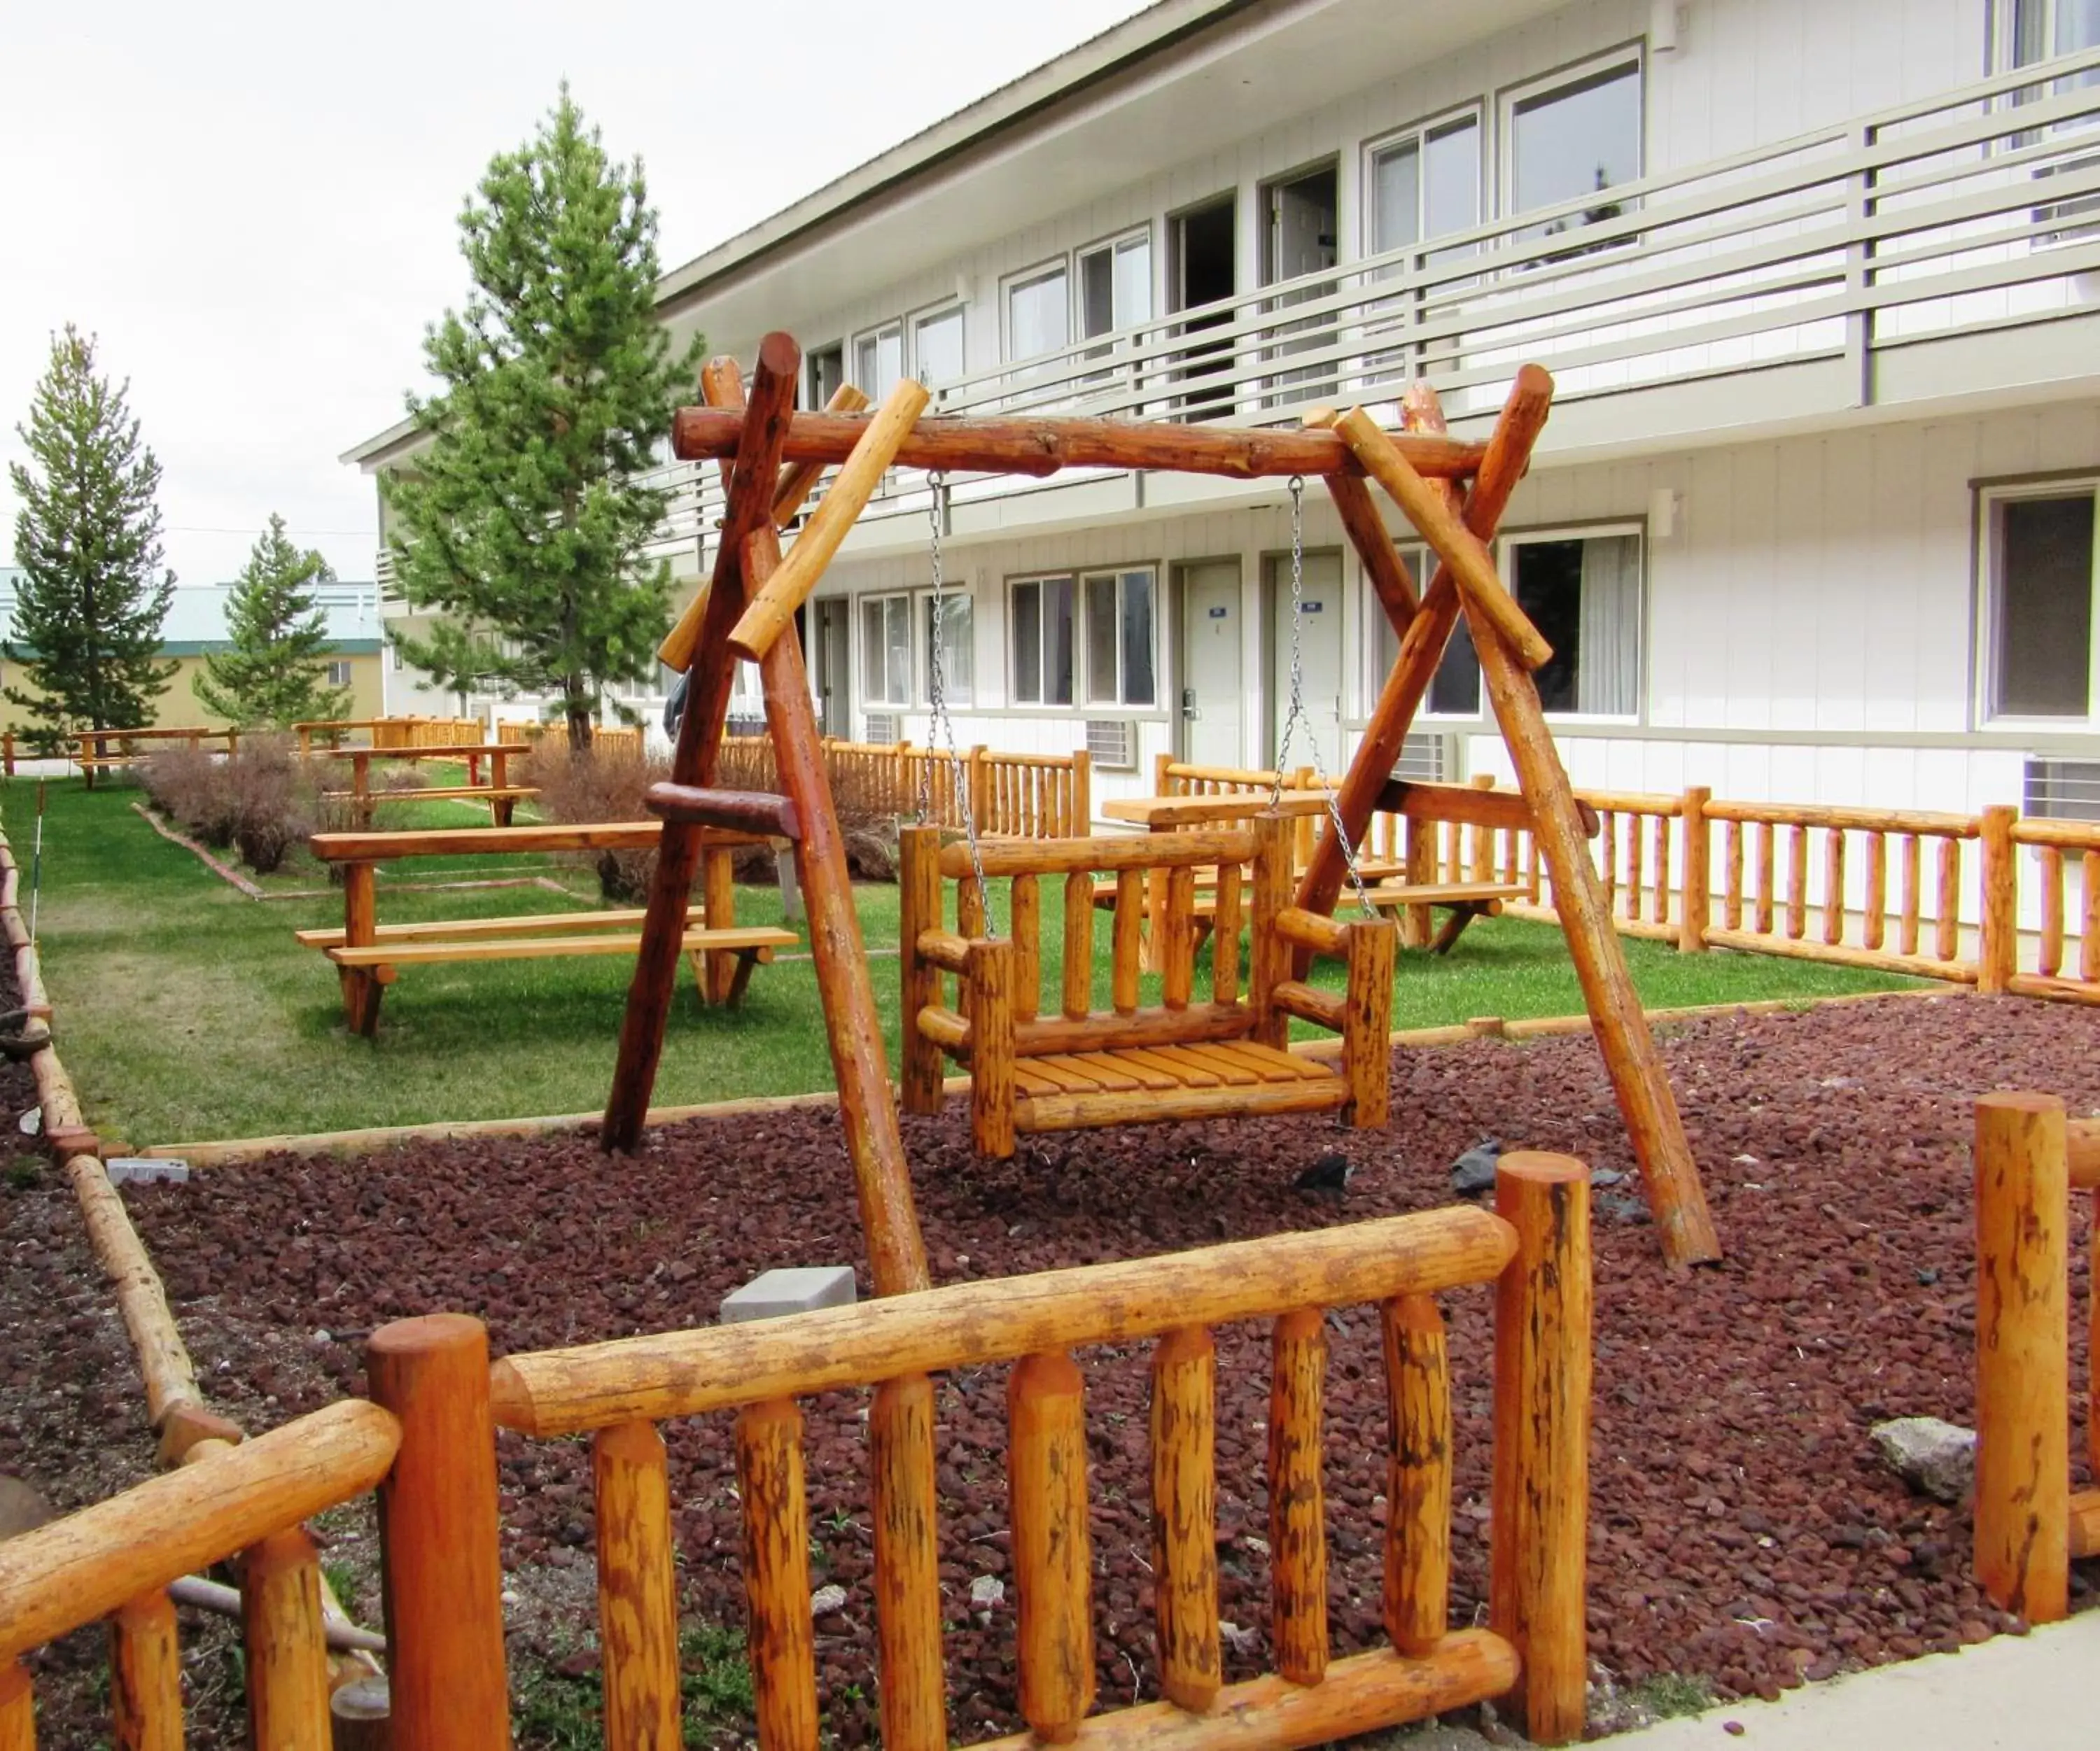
1099,790,1335,829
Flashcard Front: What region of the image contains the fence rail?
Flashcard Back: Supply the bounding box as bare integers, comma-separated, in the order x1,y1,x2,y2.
496,719,647,761
721,736,1091,838
294,716,484,754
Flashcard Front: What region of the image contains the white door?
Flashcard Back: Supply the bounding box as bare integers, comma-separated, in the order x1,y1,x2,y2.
1269,551,1345,778
815,599,850,738
1178,560,1242,770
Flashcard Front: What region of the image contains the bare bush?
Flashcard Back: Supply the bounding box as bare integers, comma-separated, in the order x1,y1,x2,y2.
524,743,669,901
142,737,322,874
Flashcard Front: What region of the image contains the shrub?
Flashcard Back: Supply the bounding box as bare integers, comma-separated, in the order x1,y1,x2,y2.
524,743,670,901
141,736,319,874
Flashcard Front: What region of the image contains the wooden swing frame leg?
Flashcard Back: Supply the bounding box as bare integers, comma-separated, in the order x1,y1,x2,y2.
602,335,931,1298
1315,370,1721,1270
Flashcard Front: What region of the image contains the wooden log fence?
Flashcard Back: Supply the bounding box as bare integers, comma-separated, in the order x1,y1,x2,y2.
489,1171,1592,1748
294,717,482,756
71,725,241,787
1403,779,2100,1001
495,720,646,762
719,735,1091,837
1970,1092,2100,1624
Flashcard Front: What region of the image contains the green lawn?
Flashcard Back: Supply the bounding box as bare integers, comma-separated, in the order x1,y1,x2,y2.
13,778,1926,1148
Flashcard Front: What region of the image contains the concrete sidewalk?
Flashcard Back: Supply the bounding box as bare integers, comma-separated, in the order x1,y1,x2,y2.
1602,1610,2098,1748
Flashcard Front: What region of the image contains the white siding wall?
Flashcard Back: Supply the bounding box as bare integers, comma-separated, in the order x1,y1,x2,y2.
724,0,1989,389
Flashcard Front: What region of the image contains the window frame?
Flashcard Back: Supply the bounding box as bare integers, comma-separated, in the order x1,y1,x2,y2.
1008,572,1076,708
1082,565,1161,709
1977,476,2100,729
1362,101,1487,267
806,341,846,409
1075,225,1156,343
857,588,916,711
909,301,967,388
850,320,904,397
1414,521,1648,725
1007,564,1161,711
1002,257,1074,365
326,659,354,688
1495,44,1646,234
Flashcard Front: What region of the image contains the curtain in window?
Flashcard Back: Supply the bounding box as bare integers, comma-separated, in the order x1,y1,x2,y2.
1575,534,1640,715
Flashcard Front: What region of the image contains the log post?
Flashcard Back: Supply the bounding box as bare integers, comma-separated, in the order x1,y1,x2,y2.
365,1315,510,1751
110,1590,183,1751
1292,372,1550,950
737,1400,819,1751
0,1661,30,1750
1973,1092,2068,1623
593,1420,682,1749
1353,388,1718,1267
605,338,799,1153
1011,1353,1093,1744
1490,1154,1591,1748
1382,1294,1450,1657
1979,804,2019,995
755,536,931,1293
1062,870,1093,1020
239,1526,332,1750
899,827,946,1116
1268,1308,1329,1687
1678,786,1711,954
702,845,738,1005
1341,917,1396,1128
871,1374,946,1751
1070,748,1092,831
967,938,1016,1159
342,862,379,1037
1151,1327,1220,1713
1249,813,1294,1051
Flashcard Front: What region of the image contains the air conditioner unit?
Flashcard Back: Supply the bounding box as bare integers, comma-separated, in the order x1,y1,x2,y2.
864,712,902,745
1086,719,1138,771
1392,731,1459,784
2024,756,2100,823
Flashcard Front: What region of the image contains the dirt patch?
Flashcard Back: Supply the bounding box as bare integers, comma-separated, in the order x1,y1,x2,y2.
32,992,2100,1744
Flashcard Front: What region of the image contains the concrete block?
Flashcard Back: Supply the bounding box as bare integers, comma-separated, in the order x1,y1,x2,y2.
105,1157,190,1186
720,1265,857,1324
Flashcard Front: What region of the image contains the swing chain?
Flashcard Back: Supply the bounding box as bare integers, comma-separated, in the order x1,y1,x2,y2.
1270,476,1376,917
923,472,994,926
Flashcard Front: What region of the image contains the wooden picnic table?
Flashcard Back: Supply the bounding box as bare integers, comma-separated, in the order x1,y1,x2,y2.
324,741,536,827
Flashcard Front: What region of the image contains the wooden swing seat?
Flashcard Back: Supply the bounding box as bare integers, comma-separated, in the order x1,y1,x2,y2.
902,813,1396,1157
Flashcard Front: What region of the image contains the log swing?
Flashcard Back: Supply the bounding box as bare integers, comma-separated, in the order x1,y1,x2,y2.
900,470,1401,1155
601,333,1721,1282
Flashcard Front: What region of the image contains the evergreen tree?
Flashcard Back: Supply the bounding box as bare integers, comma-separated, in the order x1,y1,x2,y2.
5,326,177,747
192,514,353,727
385,85,704,750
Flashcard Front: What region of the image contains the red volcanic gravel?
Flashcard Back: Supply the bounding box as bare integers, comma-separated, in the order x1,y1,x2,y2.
96,993,2100,1742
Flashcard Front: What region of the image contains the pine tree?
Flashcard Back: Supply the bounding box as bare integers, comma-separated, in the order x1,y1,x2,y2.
5,326,178,749
385,85,704,750
192,514,353,728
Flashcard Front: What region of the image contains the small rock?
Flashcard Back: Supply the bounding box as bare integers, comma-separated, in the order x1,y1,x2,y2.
969,1575,1004,1609
1601,1195,1652,1226
0,1477,55,1540
1724,1724,1745,1738
810,1583,848,1617
1590,1168,1625,1187
1915,1267,1940,1286
1732,1153,1758,1166
1219,1620,1260,1655
310,1330,332,1346
1450,1137,1503,1197
1871,1416,1975,1504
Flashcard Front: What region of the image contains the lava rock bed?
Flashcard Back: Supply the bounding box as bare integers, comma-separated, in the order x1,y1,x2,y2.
108,993,2100,1743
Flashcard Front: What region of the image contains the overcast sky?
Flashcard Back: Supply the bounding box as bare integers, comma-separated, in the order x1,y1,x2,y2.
0,1,1151,589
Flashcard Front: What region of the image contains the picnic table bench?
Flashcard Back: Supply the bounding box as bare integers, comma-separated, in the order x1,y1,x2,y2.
319,741,536,827
303,821,797,1036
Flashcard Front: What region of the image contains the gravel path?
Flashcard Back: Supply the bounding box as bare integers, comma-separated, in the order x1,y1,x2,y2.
16,990,2099,1744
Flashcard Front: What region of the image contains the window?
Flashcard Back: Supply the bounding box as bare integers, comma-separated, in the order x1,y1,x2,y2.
1423,530,1643,717
808,342,846,409
853,323,902,398
326,659,354,687
2006,0,2100,73
1084,569,1158,706
1079,232,1152,342
388,644,404,673
913,306,965,386
1011,568,1156,708
1007,263,1070,363
1985,486,2098,719
1504,54,1643,244
1368,112,1481,259
860,591,913,708
1011,575,1075,705
921,590,974,707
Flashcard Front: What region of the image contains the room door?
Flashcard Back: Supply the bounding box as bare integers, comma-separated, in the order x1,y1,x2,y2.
1177,559,1243,770
813,598,850,738
1268,550,1345,778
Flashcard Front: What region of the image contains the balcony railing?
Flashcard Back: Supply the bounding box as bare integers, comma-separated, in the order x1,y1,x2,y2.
632,45,2100,552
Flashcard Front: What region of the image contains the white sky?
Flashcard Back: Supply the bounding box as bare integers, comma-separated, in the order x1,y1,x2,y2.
0,1,1152,589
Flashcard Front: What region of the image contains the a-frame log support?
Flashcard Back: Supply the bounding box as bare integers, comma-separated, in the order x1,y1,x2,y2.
1307,372,1721,1271
603,335,932,1296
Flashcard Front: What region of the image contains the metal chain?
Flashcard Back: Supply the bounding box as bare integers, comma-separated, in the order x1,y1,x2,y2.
1270,476,1376,917
922,472,995,931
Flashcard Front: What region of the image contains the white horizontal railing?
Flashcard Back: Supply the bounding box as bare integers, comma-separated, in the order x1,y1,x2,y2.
651,47,2100,546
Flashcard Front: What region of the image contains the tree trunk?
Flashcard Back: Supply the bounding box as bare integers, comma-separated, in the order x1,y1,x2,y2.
566,682,594,755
